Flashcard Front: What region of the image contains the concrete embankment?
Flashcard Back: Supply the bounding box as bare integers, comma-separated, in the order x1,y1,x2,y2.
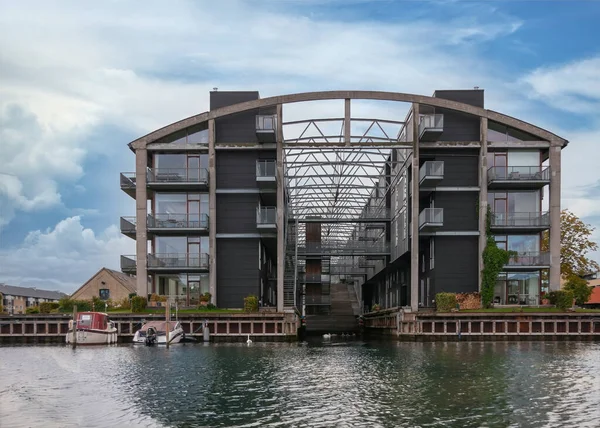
363,309,600,341
0,312,300,344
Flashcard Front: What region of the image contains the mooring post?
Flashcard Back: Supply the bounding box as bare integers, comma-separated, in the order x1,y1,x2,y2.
72,304,77,348
165,299,170,349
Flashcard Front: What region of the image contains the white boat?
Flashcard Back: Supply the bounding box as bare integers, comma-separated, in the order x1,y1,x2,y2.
65,312,118,345
132,321,184,345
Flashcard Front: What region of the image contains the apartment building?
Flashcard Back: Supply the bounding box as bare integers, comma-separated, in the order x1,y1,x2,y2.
0,284,66,314
120,89,567,313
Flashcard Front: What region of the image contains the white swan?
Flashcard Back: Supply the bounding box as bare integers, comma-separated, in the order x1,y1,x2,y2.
323,333,331,339
247,334,252,344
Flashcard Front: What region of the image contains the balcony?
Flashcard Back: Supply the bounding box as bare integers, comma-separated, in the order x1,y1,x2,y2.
298,241,390,256
256,115,277,143
147,168,209,190
488,166,550,189
149,213,209,234
120,173,137,198
256,160,277,188
419,161,445,188
257,206,277,230
147,253,209,273
505,251,550,269
120,217,136,239
419,208,444,232
121,255,136,274
419,114,444,142
490,212,550,232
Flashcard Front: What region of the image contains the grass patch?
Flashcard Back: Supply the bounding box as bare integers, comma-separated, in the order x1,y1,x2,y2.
105,308,244,314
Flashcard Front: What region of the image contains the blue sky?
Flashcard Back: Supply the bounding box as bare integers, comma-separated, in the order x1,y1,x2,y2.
1,0,599,292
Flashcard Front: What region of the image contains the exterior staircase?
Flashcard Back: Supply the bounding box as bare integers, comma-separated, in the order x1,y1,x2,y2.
305,282,360,334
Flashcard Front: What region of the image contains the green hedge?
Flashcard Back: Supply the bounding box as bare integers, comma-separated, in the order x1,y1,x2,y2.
436,292,458,312
548,290,574,311
26,306,40,314
131,296,147,313
39,302,60,314
244,295,258,313
58,297,92,313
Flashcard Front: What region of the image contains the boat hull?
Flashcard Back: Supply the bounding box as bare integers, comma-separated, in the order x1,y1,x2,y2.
132,328,184,345
66,328,118,345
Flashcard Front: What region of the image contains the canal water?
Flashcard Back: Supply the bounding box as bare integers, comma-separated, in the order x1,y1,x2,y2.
1,340,599,427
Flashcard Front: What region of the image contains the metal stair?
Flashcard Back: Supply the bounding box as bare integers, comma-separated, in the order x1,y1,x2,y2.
283,220,297,309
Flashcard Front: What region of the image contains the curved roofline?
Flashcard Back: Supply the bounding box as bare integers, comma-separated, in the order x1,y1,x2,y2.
130,90,568,149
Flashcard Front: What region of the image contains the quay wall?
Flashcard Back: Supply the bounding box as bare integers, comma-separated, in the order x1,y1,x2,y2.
363,309,600,341
0,312,299,344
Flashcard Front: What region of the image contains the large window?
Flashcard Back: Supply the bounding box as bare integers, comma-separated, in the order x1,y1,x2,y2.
494,235,540,253
488,191,540,214
155,154,208,171
155,193,208,215
488,122,541,143
493,271,540,305
156,274,209,305
155,236,209,254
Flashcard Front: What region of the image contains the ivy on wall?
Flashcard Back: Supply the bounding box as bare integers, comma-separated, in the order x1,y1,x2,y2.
481,206,515,308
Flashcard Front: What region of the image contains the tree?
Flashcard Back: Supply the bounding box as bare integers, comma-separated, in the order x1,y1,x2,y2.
542,209,600,278
481,207,513,308
563,276,593,306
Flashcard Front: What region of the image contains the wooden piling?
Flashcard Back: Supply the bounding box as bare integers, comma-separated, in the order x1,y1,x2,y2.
71,305,77,348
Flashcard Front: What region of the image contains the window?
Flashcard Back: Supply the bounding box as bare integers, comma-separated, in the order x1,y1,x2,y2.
99,289,110,300
429,238,435,270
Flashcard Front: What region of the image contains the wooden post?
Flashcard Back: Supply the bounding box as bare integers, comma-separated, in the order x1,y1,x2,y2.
165,300,170,348
72,305,77,348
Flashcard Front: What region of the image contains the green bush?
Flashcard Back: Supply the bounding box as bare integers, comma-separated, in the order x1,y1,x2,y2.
115,297,131,309
563,276,593,306
58,297,92,313
548,290,575,311
243,295,258,313
131,296,147,313
436,292,458,312
39,302,60,313
26,306,40,314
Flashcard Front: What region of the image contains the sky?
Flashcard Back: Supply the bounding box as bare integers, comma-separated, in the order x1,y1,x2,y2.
0,0,599,293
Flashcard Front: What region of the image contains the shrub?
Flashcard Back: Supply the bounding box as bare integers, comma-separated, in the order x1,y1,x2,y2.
548,290,575,311
244,295,259,313
58,297,92,313
26,306,40,314
131,296,147,313
150,293,167,303
199,292,212,303
0,304,3,314
563,276,593,306
115,297,131,309
456,292,482,310
436,292,458,312
371,303,381,312
39,302,60,314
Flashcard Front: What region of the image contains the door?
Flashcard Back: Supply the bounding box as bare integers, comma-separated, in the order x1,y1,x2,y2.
494,153,507,179
187,156,199,181
188,200,200,228
188,242,200,267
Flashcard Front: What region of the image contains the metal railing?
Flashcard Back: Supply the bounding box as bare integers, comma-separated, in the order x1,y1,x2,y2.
506,251,550,267
488,166,550,182
490,212,549,228
147,253,209,269
299,241,390,254
148,213,209,229
147,168,209,184
419,208,444,228
121,255,136,272
359,207,391,220
419,114,444,137
257,206,277,225
256,160,276,178
120,217,136,234
419,161,445,182
256,115,277,131
120,173,136,189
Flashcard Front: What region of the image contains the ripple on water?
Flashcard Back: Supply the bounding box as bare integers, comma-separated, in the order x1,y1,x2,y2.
0,341,599,427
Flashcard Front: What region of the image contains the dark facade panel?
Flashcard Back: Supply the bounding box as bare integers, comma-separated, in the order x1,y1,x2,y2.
215,111,260,144
428,153,478,187
216,194,258,234
437,109,480,141
217,150,263,189
433,236,479,294
217,238,259,308
210,91,259,110
434,90,484,108
433,192,478,231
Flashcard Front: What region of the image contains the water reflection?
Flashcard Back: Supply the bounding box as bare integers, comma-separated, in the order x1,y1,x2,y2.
0,341,599,427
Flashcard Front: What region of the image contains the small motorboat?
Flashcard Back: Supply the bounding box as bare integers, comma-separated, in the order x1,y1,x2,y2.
133,321,184,345
65,312,118,345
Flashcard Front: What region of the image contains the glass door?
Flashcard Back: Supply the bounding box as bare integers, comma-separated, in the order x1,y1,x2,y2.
188,241,200,267
506,280,519,304
494,153,507,179
188,200,200,228
187,156,199,181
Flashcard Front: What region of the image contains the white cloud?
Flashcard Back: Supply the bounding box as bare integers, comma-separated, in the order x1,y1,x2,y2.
0,217,135,293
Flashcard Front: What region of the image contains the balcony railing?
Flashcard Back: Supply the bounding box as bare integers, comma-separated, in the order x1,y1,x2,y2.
256,160,276,178
419,161,445,184
506,251,550,267
419,114,444,138
488,166,550,182
148,213,209,230
147,253,209,269
121,255,136,273
257,206,277,225
490,212,550,228
300,241,390,255
419,208,444,229
120,217,136,236
256,115,277,131
147,168,209,184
